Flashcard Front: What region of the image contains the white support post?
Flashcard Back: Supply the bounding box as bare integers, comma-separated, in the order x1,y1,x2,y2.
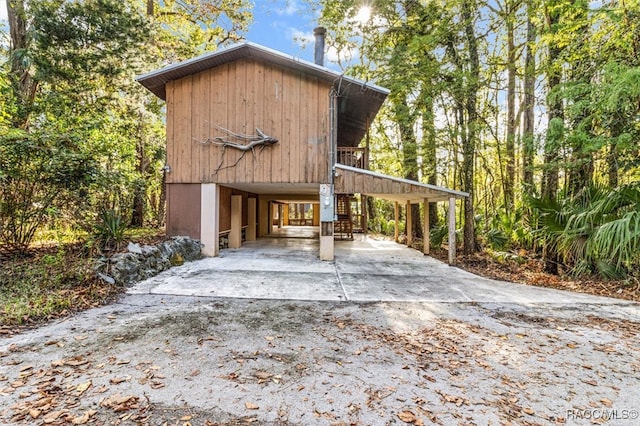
200,183,220,257
229,195,242,249
448,197,456,265
423,198,430,255
394,202,399,243
406,200,413,247
247,198,256,241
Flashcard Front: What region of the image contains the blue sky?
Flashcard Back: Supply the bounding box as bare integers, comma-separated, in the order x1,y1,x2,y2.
0,0,322,61
244,0,320,60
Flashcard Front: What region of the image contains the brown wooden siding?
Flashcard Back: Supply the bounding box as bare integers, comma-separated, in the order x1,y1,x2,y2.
166,183,201,238
166,58,330,185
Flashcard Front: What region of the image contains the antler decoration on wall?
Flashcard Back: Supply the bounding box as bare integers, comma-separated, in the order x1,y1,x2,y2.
194,126,278,175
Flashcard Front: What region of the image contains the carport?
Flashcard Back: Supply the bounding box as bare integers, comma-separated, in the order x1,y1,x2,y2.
335,164,469,264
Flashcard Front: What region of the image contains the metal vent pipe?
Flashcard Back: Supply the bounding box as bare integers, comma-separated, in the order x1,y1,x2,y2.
313,27,326,67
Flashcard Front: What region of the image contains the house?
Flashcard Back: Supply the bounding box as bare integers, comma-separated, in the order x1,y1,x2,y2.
136,29,467,262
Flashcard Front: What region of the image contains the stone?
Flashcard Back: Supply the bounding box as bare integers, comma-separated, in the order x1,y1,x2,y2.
97,273,116,285
94,236,202,286
170,253,184,266
127,242,143,254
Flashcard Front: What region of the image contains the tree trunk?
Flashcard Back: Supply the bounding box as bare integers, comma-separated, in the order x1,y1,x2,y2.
131,117,146,227
462,0,479,255
541,6,563,202
7,0,37,128
422,97,439,229
522,1,536,197
505,2,516,211
394,94,423,240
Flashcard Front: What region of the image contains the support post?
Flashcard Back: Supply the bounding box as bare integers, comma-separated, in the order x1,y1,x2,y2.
229,195,242,249
258,198,268,237
448,197,456,265
284,204,290,226
277,204,283,229
319,184,334,261
423,198,430,255
406,200,413,247
247,198,256,241
200,184,219,257
312,203,320,226
362,195,368,235
394,201,399,243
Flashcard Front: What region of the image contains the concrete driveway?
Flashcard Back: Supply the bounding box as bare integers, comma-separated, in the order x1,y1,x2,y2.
2,232,639,425
130,232,623,305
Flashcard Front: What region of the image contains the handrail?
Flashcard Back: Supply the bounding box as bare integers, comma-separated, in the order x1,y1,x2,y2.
337,147,368,170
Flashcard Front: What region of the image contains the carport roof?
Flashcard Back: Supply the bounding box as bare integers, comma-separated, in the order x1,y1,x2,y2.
135,41,390,148
334,164,468,203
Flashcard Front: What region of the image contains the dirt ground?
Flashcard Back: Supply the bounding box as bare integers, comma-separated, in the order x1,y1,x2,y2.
1,295,639,425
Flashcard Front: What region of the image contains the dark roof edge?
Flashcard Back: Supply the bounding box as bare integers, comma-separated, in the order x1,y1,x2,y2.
135,41,390,100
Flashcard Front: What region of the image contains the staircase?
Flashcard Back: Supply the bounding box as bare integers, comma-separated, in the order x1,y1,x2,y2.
334,194,354,240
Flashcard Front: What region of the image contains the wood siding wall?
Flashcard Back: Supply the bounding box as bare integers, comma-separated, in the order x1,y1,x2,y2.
166,58,331,185
166,184,201,239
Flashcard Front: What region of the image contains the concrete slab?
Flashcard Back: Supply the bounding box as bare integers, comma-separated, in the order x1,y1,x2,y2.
130,234,626,305
3,230,639,425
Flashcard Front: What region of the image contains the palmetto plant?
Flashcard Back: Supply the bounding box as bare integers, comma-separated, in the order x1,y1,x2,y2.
532,183,640,278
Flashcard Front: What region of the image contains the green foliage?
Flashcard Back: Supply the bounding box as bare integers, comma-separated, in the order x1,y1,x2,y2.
0,130,97,252
486,228,509,251
429,225,448,248
91,209,128,253
532,183,640,278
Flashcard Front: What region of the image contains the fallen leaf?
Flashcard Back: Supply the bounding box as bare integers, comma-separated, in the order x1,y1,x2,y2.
71,410,96,425
75,380,92,396
29,409,41,419
245,402,259,410
524,407,535,415
43,410,64,424
397,410,417,423
180,415,193,421
109,376,130,385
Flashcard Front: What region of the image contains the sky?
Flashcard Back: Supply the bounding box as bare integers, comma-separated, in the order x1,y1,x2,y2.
0,0,324,62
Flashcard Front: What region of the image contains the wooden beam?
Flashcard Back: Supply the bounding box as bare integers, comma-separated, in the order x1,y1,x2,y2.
394,201,399,243
423,198,430,255
448,197,456,265
406,200,413,247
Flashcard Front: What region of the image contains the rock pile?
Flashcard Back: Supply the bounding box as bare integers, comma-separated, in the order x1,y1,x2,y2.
95,236,202,285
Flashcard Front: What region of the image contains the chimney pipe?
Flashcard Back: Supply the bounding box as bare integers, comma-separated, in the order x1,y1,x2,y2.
313,26,326,67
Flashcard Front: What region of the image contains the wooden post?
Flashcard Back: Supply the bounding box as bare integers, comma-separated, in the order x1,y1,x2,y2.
406,200,413,247
312,203,320,226
423,198,430,255
394,201,399,243
229,195,242,249
362,195,368,235
448,197,456,265
246,198,256,241
258,198,268,237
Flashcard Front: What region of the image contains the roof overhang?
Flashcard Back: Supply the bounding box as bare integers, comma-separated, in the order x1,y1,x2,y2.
135,42,389,148
334,164,468,203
